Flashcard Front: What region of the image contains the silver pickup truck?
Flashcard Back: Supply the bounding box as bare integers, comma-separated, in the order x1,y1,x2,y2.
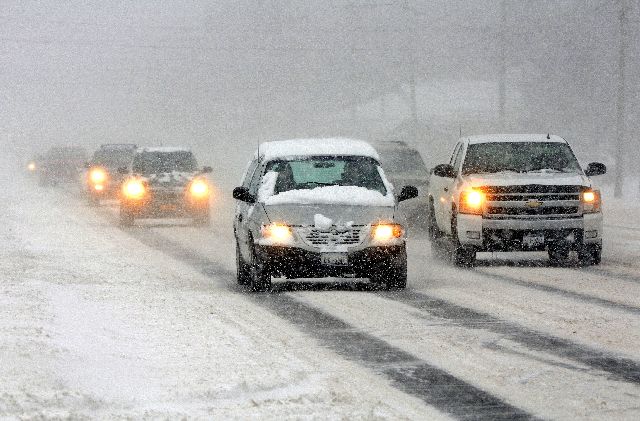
427,134,606,266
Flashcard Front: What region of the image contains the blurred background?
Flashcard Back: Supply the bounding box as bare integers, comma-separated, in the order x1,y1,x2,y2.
1,0,638,193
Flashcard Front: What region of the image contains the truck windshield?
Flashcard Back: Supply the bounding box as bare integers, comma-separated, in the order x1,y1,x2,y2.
265,156,387,195
462,142,582,175
133,151,197,174
92,149,134,168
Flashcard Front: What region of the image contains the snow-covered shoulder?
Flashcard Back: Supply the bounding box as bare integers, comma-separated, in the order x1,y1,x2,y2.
256,138,380,161
264,185,394,207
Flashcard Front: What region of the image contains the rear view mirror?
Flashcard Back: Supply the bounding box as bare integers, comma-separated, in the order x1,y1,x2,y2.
202,166,213,173
398,185,419,202
233,186,256,204
433,164,456,178
585,162,606,177
117,167,129,175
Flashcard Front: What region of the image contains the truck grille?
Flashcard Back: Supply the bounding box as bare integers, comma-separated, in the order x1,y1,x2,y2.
481,185,582,219
298,227,363,247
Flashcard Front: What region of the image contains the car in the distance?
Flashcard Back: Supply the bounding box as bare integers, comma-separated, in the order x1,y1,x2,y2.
38,146,88,186
85,144,137,204
119,147,212,226
232,138,418,292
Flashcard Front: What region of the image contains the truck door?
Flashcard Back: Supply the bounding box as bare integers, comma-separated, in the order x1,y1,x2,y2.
434,143,463,230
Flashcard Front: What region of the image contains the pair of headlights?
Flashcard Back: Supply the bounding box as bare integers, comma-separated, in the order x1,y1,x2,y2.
121,178,210,200
458,189,601,214
260,223,404,244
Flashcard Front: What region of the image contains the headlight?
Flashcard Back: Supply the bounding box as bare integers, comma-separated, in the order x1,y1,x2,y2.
189,179,209,198
459,189,484,215
123,179,145,199
372,223,404,242
261,223,292,243
89,168,107,184
582,189,601,213
27,162,36,171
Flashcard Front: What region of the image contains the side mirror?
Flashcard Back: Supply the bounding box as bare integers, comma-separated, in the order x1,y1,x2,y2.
585,162,606,177
398,185,419,202
117,167,129,175
202,166,213,174
433,163,456,178
233,186,256,203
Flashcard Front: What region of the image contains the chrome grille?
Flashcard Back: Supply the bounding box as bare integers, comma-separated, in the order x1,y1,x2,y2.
482,185,582,219
298,227,363,247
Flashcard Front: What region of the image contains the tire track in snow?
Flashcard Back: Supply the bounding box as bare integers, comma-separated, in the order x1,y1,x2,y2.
383,290,640,385
118,226,535,420
473,268,640,316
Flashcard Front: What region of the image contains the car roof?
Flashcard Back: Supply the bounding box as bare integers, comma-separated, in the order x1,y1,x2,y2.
257,138,380,161
463,134,567,144
137,146,192,154
99,143,137,150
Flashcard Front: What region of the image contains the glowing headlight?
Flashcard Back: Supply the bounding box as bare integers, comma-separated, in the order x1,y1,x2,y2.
459,190,484,215
89,168,107,184
27,162,36,171
123,179,145,199
189,180,209,198
372,223,404,242
261,223,292,243
582,189,601,213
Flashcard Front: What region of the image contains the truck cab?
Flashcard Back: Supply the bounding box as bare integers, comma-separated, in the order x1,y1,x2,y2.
427,134,606,266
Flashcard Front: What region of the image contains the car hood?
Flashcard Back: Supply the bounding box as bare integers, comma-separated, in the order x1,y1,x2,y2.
463,171,590,188
144,171,196,188
264,204,395,226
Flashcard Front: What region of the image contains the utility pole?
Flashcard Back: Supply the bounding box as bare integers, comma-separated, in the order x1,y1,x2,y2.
498,0,506,130
613,0,627,198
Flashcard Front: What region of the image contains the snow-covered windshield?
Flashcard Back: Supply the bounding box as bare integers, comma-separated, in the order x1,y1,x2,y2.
462,142,582,175
132,151,197,175
92,149,134,169
264,156,387,195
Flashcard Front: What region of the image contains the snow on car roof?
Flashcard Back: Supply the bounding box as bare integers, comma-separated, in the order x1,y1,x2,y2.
137,146,192,153
465,134,567,144
257,138,380,161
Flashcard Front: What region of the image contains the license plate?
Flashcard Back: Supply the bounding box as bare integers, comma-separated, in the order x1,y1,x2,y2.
321,252,348,266
522,233,545,248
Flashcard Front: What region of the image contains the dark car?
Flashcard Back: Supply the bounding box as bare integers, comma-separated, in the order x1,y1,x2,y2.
85,144,137,204
39,146,88,186
119,147,212,226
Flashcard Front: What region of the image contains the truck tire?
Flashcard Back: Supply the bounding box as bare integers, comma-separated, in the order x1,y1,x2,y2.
548,244,571,266
578,243,602,266
450,207,476,267
427,198,443,242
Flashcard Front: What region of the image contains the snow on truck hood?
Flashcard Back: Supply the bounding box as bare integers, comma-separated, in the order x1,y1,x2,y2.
463,171,591,188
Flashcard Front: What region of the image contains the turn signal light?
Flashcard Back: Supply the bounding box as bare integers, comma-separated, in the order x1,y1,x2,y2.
459,190,484,215
123,179,145,199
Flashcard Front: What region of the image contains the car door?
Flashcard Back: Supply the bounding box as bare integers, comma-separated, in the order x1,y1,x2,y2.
235,159,259,259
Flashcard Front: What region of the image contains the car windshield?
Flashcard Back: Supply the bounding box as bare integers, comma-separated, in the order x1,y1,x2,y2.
264,156,387,195
92,149,134,168
132,151,197,174
378,149,428,176
462,142,582,175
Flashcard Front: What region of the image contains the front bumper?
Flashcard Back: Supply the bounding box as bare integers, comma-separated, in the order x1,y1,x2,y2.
121,194,209,218
255,245,406,278
456,213,602,251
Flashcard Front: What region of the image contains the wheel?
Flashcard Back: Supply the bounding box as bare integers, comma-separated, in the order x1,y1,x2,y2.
426,198,442,242
548,244,571,266
235,241,250,285
249,244,271,292
369,247,407,290
578,243,602,266
119,206,134,227
452,245,476,267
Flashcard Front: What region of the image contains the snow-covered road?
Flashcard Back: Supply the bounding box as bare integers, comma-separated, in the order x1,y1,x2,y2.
2,168,640,419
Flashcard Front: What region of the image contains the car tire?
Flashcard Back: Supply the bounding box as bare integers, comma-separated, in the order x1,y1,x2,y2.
249,245,271,292
235,241,250,285
369,247,407,290
120,207,134,227
578,243,602,266
426,199,442,242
